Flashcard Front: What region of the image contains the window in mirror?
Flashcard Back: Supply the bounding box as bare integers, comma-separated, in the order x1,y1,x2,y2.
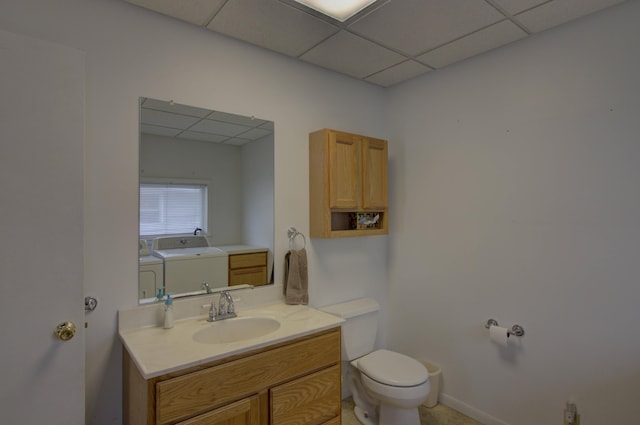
140,181,208,237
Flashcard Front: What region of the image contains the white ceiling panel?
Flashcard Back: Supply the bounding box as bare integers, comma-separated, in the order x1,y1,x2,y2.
189,119,251,136
239,127,274,140
207,0,339,57
125,0,226,26
365,60,431,87
140,99,274,146
417,20,527,68
516,0,627,33
177,131,229,143
301,30,406,79
140,108,201,129
122,0,629,87
140,124,182,137
141,98,212,117
208,111,268,127
349,0,505,55
491,0,549,15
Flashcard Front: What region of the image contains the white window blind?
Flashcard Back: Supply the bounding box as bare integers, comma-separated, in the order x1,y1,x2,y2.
140,182,207,236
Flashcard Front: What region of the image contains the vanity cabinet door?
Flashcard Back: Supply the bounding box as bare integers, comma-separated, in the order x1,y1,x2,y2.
270,365,341,425
177,396,260,425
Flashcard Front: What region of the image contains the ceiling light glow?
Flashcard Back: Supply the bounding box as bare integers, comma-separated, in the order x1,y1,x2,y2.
294,0,378,22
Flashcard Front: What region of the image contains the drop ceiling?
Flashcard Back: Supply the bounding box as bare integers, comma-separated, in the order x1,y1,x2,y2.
140,97,274,145
124,0,626,87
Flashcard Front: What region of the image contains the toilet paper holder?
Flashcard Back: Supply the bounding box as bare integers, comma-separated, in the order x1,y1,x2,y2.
485,319,525,337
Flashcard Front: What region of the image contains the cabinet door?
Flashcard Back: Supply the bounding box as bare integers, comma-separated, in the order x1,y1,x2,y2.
270,366,341,425
328,131,361,209
361,137,388,209
177,396,260,425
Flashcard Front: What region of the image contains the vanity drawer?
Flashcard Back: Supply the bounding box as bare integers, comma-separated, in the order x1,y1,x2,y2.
229,252,267,269
155,329,340,424
270,365,340,425
229,266,267,286
175,396,260,425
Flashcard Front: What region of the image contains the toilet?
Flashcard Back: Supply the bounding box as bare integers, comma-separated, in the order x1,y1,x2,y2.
321,298,430,425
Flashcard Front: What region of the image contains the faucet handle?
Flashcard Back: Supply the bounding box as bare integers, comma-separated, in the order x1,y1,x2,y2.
227,294,235,314
208,301,217,322
218,292,227,315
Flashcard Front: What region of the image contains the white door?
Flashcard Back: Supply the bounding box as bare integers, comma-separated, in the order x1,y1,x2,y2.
0,29,85,424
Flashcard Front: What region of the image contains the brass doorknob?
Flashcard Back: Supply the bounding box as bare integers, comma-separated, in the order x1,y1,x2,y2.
54,321,77,341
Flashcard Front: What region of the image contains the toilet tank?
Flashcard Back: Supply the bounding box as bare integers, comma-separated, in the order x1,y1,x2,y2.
320,298,380,361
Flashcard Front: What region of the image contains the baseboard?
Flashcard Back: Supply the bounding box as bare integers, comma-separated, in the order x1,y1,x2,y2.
439,393,511,425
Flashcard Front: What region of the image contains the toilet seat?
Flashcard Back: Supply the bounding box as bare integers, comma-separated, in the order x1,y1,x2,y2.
357,349,428,387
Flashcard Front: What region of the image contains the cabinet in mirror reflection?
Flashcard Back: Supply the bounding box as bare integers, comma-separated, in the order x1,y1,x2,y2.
138,98,274,303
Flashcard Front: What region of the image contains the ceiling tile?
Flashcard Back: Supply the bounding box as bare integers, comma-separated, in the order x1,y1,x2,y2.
140,108,201,129
142,98,212,117
365,60,431,87
300,30,406,79
190,119,251,136
207,0,339,57
224,137,252,146
491,0,549,15
417,20,527,68
177,131,229,143
208,110,268,127
516,0,627,33
238,127,273,140
349,0,505,55
124,0,226,26
140,124,182,137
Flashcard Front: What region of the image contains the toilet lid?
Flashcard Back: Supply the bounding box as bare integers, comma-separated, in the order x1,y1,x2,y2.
357,349,428,387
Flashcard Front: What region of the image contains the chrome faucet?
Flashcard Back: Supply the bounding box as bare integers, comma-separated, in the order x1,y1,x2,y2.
207,290,237,322
201,282,212,294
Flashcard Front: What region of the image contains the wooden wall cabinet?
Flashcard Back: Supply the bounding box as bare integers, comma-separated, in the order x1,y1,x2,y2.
228,251,268,286
309,129,388,238
123,328,341,425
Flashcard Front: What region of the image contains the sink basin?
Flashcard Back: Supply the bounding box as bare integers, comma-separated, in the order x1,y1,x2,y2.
192,317,281,344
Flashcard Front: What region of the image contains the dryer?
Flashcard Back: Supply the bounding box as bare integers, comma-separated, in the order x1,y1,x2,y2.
152,236,228,295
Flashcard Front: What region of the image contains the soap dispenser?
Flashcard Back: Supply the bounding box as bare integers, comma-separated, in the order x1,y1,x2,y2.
163,294,174,329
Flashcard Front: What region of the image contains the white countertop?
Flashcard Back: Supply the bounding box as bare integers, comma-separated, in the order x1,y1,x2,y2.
215,245,269,254
119,302,344,379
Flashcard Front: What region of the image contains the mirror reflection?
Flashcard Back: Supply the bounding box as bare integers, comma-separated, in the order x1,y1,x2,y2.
138,98,274,303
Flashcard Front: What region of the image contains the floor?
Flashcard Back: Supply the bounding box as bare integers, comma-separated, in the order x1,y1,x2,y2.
341,398,483,425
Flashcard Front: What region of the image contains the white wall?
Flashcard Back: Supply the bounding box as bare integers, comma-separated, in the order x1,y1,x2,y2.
385,1,640,424
0,1,388,423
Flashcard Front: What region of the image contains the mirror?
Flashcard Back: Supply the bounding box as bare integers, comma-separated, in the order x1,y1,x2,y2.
138,98,274,303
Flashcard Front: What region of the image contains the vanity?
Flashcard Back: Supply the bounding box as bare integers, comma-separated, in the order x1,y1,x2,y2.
120,300,344,425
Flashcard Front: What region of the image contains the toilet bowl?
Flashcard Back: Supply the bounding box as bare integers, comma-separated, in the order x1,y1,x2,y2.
320,298,430,425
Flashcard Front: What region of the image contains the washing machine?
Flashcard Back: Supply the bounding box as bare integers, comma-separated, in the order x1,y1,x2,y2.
139,240,163,300
152,236,229,295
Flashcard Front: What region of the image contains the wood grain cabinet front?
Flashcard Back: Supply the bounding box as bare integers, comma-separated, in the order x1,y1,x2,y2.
228,252,268,286
309,128,388,238
123,328,341,425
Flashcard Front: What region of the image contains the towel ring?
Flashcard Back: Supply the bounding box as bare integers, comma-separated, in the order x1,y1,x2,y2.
287,227,306,250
